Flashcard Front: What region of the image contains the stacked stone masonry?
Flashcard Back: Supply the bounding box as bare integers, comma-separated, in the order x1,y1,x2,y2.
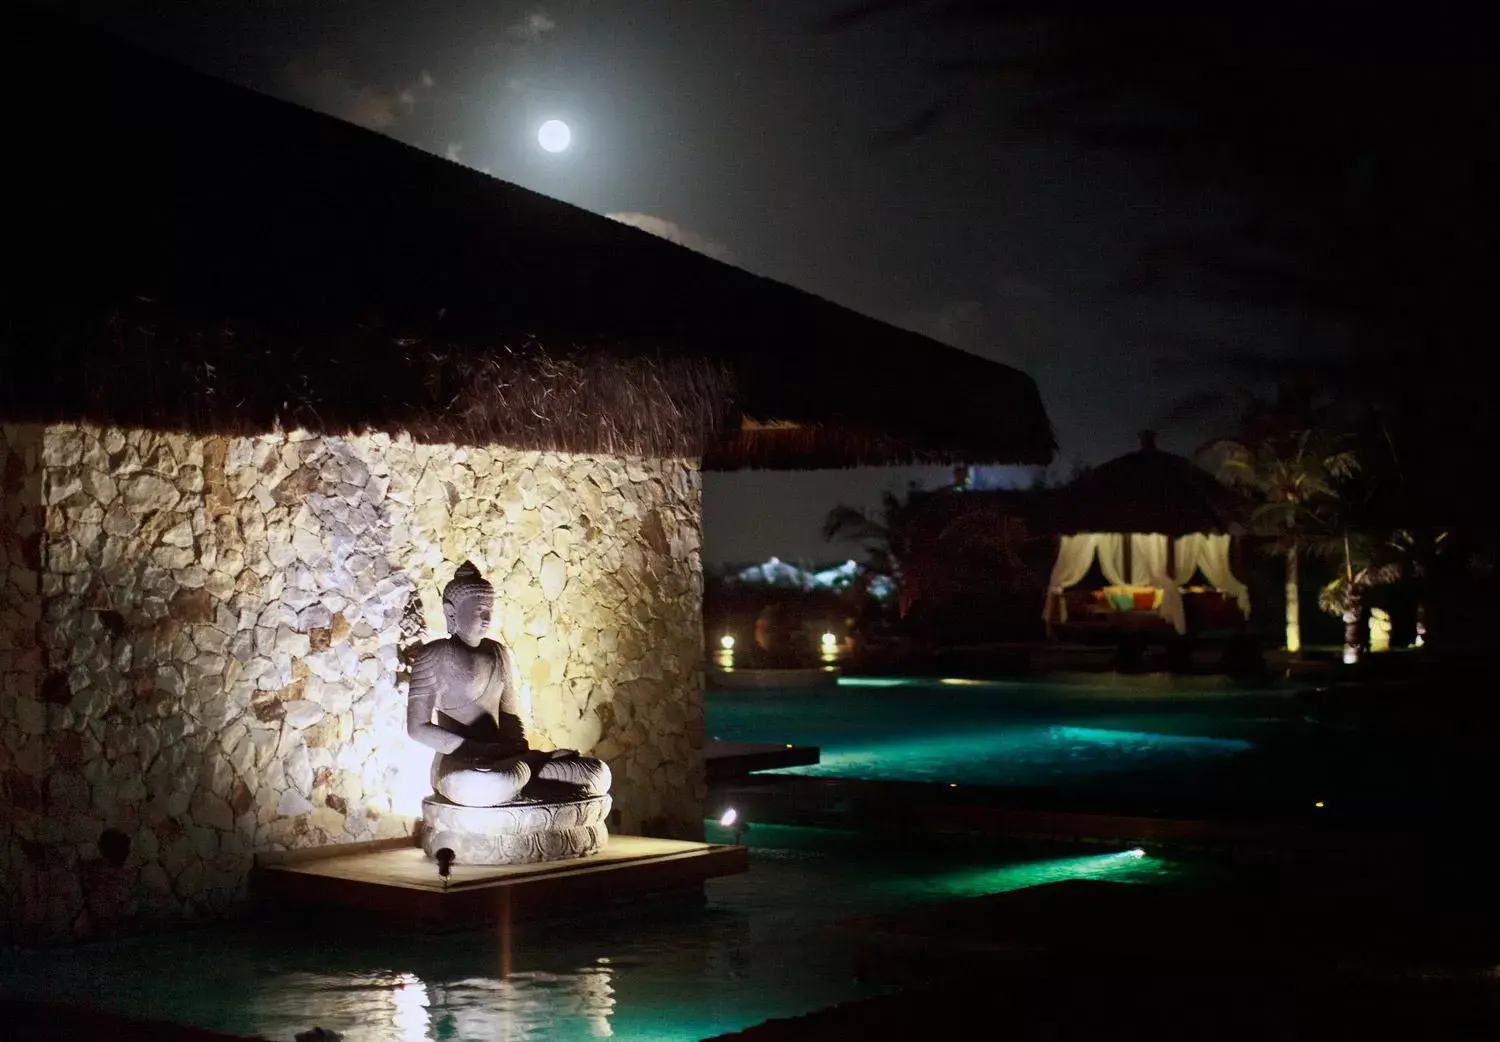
0,423,706,943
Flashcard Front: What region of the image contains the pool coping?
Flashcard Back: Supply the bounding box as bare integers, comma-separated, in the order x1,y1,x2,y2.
709,772,1424,856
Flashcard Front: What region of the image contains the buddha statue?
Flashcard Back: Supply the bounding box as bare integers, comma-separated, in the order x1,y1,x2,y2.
406,562,612,809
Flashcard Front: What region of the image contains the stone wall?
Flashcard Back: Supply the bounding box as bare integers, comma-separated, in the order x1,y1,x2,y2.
0,422,705,943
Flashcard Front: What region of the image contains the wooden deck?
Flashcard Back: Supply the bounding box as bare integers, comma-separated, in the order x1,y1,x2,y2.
252,834,748,929
705,740,821,780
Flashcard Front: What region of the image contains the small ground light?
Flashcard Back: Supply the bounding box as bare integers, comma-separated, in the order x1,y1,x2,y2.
720,634,735,650
435,847,456,889
1315,800,1325,808
719,807,749,845
821,632,837,649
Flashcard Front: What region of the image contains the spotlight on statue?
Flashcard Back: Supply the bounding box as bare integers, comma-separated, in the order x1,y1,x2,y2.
719,808,749,845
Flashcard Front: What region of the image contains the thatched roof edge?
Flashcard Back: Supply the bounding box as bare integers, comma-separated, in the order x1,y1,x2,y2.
3,8,1056,470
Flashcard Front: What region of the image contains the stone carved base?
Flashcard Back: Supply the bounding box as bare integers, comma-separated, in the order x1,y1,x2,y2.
420,793,612,866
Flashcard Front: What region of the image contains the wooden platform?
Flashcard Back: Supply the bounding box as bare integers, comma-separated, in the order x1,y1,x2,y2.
706,740,821,780
252,834,748,929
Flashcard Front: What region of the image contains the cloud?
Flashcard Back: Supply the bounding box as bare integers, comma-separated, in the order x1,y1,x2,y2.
444,142,464,161
279,51,433,132
507,10,557,40
606,213,736,264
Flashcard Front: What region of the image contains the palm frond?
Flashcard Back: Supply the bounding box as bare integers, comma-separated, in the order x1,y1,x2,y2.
822,504,886,544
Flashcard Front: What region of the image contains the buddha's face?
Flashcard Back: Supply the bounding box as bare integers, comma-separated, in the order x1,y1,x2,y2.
444,593,494,647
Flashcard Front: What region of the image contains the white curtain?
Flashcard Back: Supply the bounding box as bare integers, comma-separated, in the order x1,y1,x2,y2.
1196,534,1252,617
1129,533,1168,586
1096,533,1130,587
1042,533,1098,624
1173,533,1205,586
1131,533,1186,635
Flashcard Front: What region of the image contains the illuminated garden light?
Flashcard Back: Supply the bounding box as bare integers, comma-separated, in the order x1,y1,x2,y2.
820,631,837,650
1370,607,1391,653
720,634,735,650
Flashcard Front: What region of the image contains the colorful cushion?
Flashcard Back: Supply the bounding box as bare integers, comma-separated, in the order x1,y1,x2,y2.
1108,593,1135,612
1133,591,1157,611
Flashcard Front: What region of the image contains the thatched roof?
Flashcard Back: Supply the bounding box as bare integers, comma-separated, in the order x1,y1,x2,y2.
2,10,1054,470
1053,432,1247,536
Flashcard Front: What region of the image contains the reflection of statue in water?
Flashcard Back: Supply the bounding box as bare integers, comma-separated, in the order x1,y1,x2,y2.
407,562,612,864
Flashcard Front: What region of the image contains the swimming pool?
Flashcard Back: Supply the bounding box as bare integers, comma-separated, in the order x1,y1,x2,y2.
0,826,1186,1042
707,676,1289,791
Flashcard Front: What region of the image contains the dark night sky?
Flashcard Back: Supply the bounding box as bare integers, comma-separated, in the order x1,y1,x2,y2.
44,1,1346,564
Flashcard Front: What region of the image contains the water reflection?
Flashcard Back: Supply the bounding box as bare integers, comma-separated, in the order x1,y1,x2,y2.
248,964,617,1042
391,972,431,1040
427,967,616,1041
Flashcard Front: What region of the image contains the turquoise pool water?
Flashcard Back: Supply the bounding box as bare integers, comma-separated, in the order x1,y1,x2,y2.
0,825,1187,1042
708,676,1288,789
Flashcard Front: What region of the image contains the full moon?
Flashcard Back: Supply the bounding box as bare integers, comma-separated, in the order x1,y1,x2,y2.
537,119,572,153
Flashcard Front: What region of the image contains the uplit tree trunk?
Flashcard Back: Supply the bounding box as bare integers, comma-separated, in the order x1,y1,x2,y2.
1340,533,1359,664
1342,597,1361,665
1284,540,1301,655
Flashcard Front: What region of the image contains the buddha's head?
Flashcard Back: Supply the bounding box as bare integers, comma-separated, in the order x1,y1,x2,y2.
442,561,494,647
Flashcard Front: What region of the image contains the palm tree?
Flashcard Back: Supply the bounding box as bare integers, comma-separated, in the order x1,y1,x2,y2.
1200,392,1358,655
1316,531,1401,663
823,487,927,618
934,508,1045,590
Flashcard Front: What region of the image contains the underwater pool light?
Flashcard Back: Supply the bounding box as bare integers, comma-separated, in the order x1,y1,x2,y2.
1127,847,1146,858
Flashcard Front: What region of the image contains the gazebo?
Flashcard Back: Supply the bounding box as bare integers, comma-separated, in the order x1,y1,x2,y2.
1043,432,1250,635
